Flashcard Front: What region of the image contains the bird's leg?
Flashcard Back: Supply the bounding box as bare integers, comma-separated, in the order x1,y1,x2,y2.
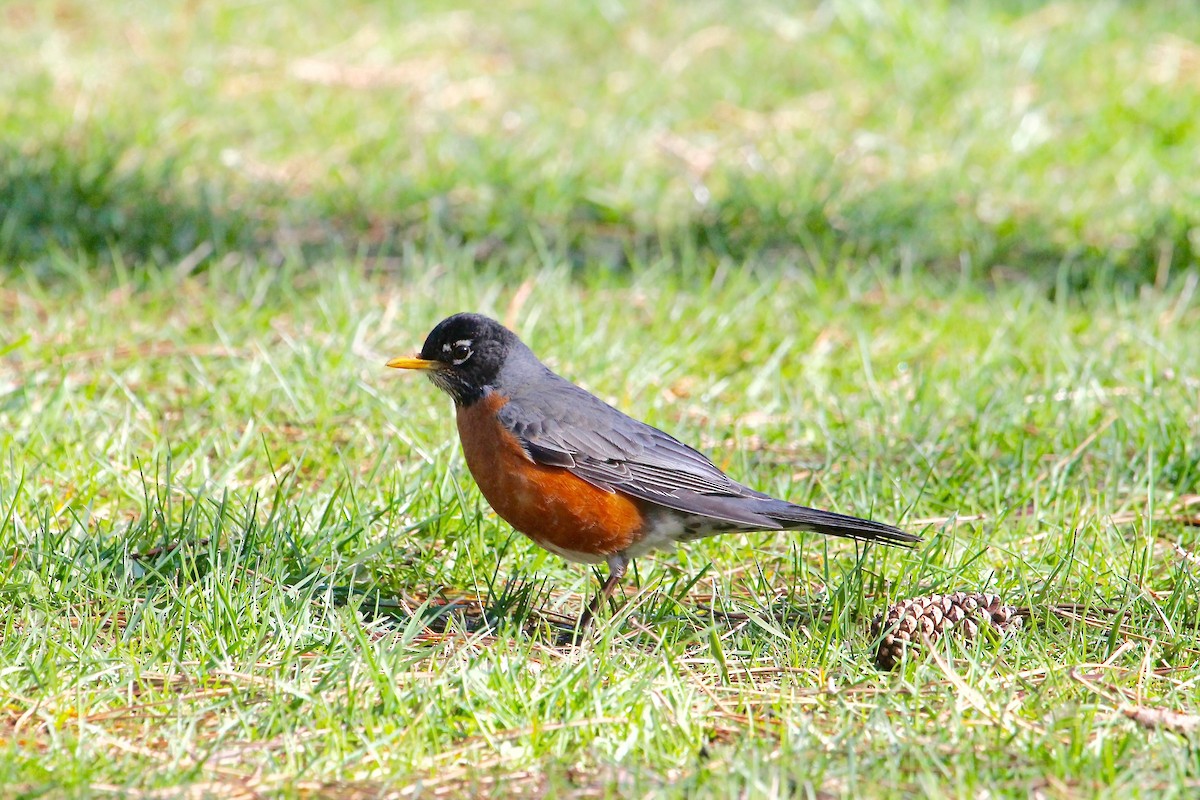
575,553,629,633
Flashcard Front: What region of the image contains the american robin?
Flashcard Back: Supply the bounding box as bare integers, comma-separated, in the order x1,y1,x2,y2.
388,313,919,630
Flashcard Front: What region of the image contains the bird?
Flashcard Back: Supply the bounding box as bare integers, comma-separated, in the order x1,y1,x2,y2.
387,312,919,631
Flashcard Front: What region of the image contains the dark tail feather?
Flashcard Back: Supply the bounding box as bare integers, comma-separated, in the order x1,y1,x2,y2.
767,503,921,548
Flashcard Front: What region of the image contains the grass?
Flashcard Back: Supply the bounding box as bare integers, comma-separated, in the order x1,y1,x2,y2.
3,0,1200,797
2,1,1199,281
3,258,1200,797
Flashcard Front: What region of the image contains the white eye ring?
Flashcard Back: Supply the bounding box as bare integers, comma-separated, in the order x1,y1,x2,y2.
449,339,473,365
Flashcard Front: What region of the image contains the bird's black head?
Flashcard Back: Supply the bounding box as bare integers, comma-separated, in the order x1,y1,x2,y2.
387,313,521,405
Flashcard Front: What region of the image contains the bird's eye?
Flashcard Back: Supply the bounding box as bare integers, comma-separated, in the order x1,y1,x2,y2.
450,342,472,365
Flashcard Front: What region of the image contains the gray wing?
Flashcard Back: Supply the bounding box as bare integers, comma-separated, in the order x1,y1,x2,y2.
495,380,784,530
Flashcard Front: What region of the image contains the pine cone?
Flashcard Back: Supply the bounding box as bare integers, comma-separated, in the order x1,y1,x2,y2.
871,592,1023,670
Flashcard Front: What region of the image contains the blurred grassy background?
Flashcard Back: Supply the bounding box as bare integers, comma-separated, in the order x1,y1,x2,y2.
3,0,1199,283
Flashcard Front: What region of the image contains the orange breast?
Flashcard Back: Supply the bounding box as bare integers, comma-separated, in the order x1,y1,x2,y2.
455,393,645,562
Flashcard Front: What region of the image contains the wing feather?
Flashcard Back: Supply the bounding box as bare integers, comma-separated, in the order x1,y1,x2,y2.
489,379,913,544
494,382,777,526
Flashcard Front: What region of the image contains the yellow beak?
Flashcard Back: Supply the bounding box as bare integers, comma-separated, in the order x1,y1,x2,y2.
385,356,444,370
